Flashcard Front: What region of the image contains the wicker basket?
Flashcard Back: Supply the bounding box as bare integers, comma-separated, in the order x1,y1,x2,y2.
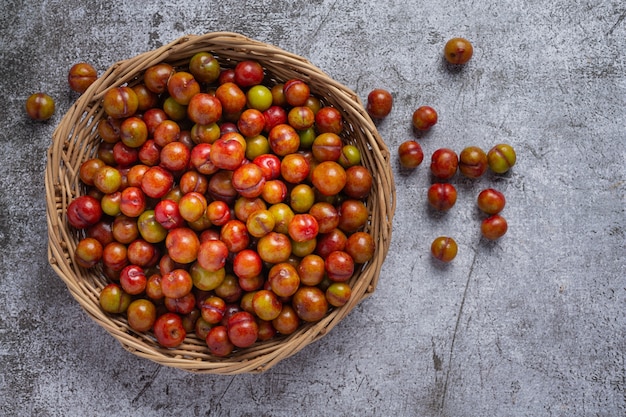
45,32,395,374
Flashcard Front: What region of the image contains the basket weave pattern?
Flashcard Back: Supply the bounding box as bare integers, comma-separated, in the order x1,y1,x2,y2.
45,32,395,374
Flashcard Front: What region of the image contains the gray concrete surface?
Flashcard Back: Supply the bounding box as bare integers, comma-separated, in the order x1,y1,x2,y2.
1,0,624,416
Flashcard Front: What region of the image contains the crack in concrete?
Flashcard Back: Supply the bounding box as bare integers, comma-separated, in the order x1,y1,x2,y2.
606,10,626,36
440,247,479,411
131,365,161,404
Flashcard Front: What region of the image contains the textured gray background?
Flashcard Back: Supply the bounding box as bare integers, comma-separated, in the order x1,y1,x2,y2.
1,0,625,416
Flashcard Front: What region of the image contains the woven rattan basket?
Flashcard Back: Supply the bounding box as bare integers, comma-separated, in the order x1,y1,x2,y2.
45,32,395,374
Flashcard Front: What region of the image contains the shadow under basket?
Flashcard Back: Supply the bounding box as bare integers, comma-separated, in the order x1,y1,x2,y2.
45,32,395,374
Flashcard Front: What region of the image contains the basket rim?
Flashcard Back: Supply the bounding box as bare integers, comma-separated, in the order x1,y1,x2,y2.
45,31,396,375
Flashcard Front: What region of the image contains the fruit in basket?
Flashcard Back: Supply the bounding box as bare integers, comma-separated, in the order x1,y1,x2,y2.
119,265,148,295
99,283,132,314
280,153,310,184
63,57,381,354
87,219,114,246
271,305,300,335
283,79,310,107
133,84,159,111
206,325,235,356
178,191,207,222
444,37,474,65
67,195,103,229
256,319,277,341
238,108,265,138
325,282,352,307
220,219,251,253
102,241,129,272
256,231,292,264
205,200,231,226
194,317,213,341
315,106,343,134
137,210,168,243
162,96,187,120
68,62,98,94
126,299,157,333
289,184,315,214
165,227,200,264
154,199,184,230
93,165,122,194
207,170,237,203
325,250,355,282
246,85,273,112
98,117,123,143
167,71,201,105
253,153,281,180
189,52,220,84
112,214,139,244
337,199,368,233
298,127,316,149
288,213,319,242
187,93,222,125
233,249,263,281
312,132,342,162
98,196,119,224
120,186,147,218
138,140,160,166
287,106,315,130
153,312,187,348
144,63,175,94
311,161,347,196
113,141,139,166
345,231,375,264
305,96,322,115
316,228,348,259
262,105,287,133
338,144,361,168
215,82,247,116
74,237,104,268
161,268,194,299
232,163,266,197
191,263,225,292
252,290,282,321
127,238,158,267
227,311,259,348
234,60,265,87
309,202,339,234
200,295,227,324
343,165,372,199
25,92,55,121
292,286,329,322
214,274,243,303
268,124,300,156
141,166,174,198
260,180,287,205
165,292,196,315
366,88,393,119
268,263,300,298
103,87,138,119
78,158,105,185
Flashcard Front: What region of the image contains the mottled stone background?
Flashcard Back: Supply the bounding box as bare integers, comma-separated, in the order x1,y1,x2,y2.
1,0,624,416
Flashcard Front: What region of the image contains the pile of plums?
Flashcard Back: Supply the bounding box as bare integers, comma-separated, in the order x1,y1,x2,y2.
67,54,377,355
